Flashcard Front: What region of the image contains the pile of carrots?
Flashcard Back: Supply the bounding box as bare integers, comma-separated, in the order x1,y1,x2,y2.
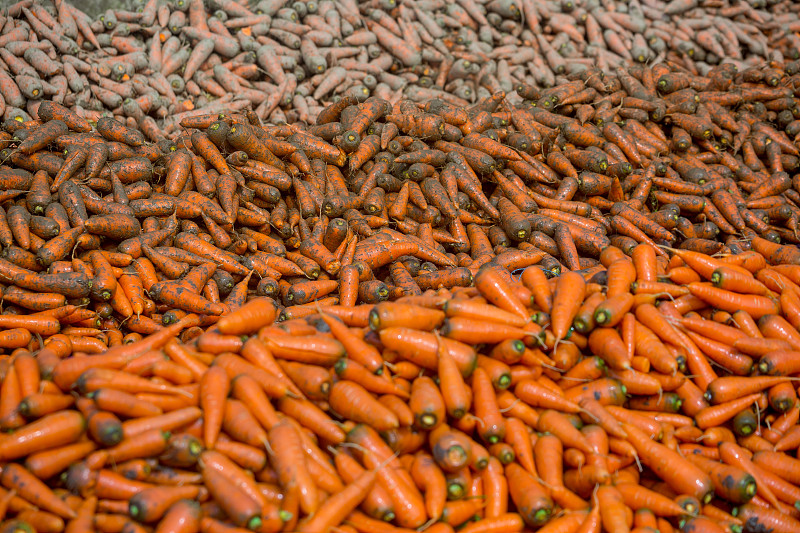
2,1,800,532
3,248,800,533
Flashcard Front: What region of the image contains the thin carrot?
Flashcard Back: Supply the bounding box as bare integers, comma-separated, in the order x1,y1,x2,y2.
200,366,230,449
297,462,378,533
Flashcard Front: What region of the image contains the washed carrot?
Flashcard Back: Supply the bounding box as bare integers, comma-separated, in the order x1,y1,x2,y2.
514,379,581,413
322,313,384,374
621,422,714,503
686,454,757,504
474,266,530,321
268,419,318,516
128,485,200,523
438,339,471,419
296,461,378,533
1,463,76,519
687,282,779,318
615,483,686,517
0,410,84,461
202,463,262,530
550,271,586,343
200,366,229,449
705,376,794,404
329,380,399,431
506,463,553,527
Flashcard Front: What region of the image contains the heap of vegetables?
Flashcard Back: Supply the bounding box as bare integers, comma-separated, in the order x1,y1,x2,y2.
1,0,800,532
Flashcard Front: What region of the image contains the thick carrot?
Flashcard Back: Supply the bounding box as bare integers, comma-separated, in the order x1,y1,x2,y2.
202,463,262,530
329,380,399,431
1,463,76,518
505,463,553,527
550,271,586,342
0,410,84,461
474,266,530,321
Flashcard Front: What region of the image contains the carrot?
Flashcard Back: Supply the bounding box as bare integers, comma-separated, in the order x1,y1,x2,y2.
198,448,268,514
550,271,586,342
202,463,262,530
569,291,603,335
766,380,797,413
268,419,318,516
514,379,581,413
120,406,202,441
329,380,399,431
17,393,74,419
756,314,800,351
0,410,84,461
622,422,714,503
1,463,75,519
734,503,800,533
594,485,629,533
158,433,204,470
614,483,683,518
474,266,530,321
536,409,593,456
214,400,266,451
200,366,229,449
425,424,471,472
297,462,378,533
697,392,765,433
0,363,24,431
263,333,345,366
467,366,505,445
37,100,91,132
588,327,631,370
23,440,94,481
77,399,123,448
711,266,769,295
149,281,225,315
438,338,471,419
685,454,757,505
77,367,190,398
516,266,551,312
368,301,445,331
380,326,466,368
704,376,794,404
409,451,447,520
505,463,553,528
442,316,538,345
718,442,783,511
752,451,800,487
682,330,753,376
593,293,634,328
277,360,328,402
153,499,202,533
17,120,69,155
686,282,779,318
756,349,800,375
128,485,200,523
